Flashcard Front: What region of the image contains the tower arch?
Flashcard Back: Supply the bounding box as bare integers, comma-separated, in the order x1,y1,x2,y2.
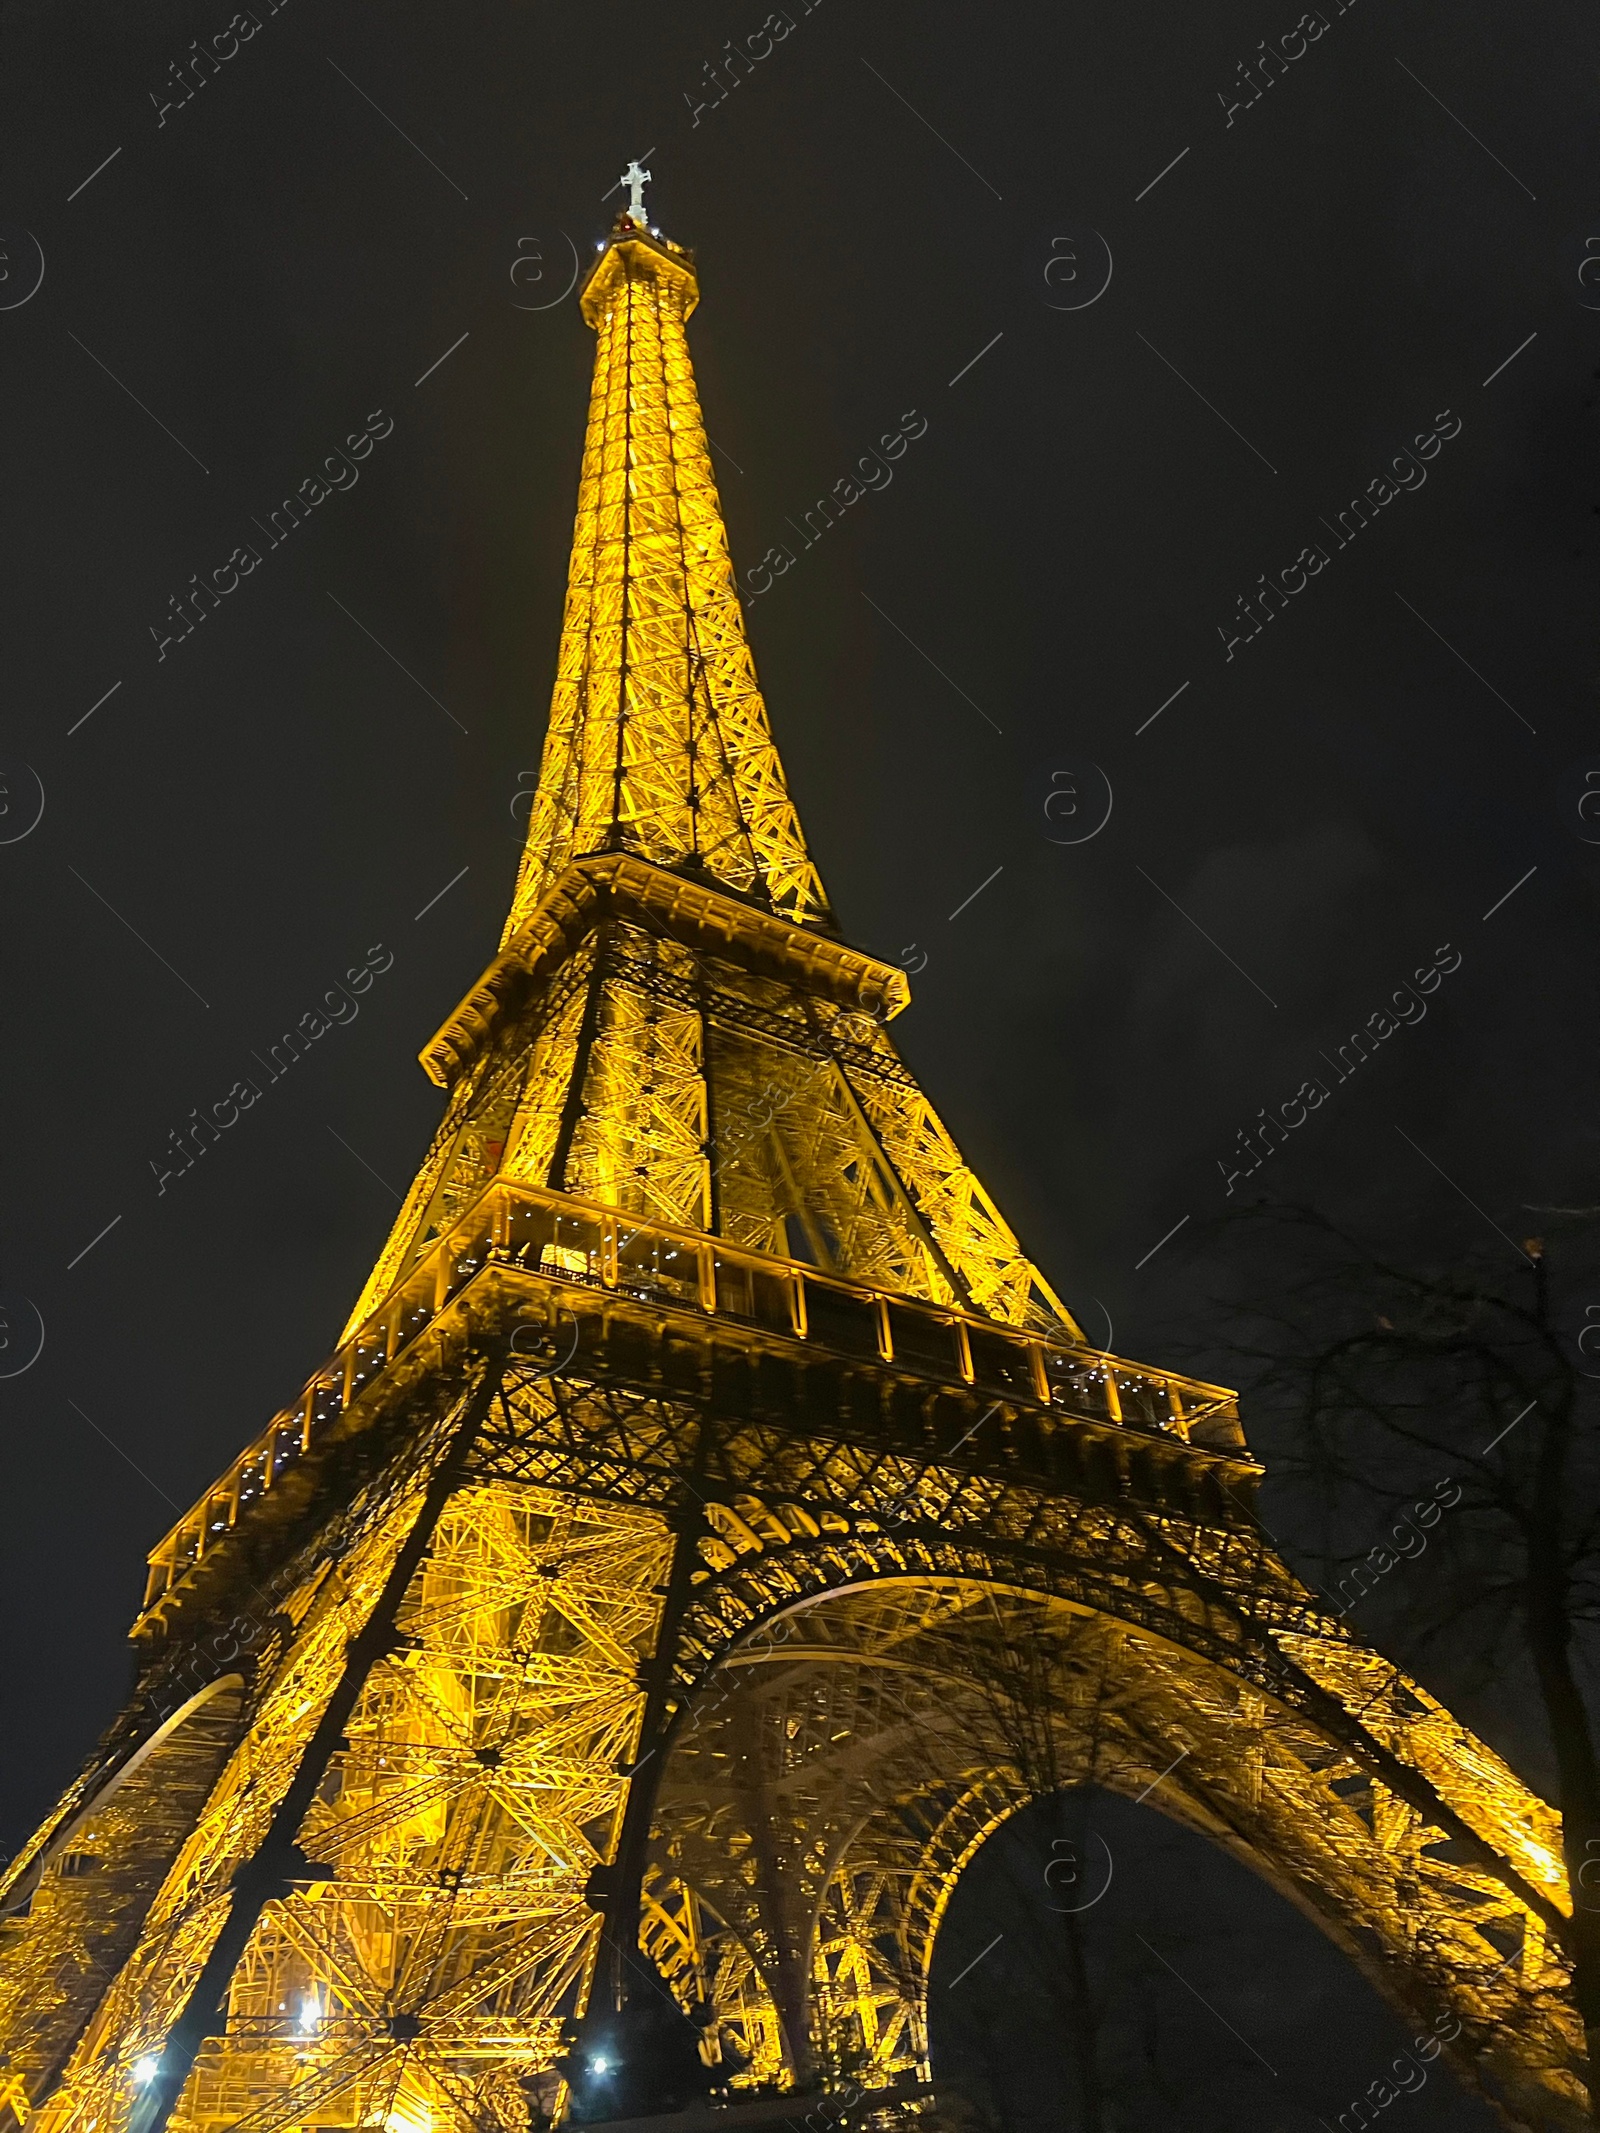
643,1556,1584,2128
0,1676,247,2123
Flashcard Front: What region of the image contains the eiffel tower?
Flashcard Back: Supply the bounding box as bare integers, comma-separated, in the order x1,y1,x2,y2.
0,183,1587,2133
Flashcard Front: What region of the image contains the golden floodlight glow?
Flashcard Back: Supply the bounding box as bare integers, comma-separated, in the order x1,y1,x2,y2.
0,190,1589,2133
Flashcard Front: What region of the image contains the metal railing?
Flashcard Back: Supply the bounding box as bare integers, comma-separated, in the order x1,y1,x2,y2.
141,1179,1244,1610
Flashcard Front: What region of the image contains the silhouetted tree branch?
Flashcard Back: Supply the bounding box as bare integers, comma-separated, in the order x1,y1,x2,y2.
1193,1203,1600,2121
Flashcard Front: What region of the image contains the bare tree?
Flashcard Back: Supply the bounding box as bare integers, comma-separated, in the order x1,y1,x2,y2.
931,1606,1274,2133
1195,1203,1600,2122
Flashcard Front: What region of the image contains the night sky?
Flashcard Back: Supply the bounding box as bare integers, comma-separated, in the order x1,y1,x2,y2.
1,0,1592,2121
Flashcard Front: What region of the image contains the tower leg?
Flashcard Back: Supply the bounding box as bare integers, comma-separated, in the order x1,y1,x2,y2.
125,1350,508,2133
566,1491,717,2122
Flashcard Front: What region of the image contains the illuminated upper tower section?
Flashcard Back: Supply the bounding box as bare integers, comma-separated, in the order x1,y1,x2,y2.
335,178,1078,1342
503,195,833,941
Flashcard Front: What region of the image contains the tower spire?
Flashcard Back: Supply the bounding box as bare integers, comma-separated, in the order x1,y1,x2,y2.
620,156,652,222
335,204,1077,1341
504,201,832,944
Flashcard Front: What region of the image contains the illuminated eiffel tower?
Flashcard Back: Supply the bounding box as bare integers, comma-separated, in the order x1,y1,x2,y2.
0,176,1588,2133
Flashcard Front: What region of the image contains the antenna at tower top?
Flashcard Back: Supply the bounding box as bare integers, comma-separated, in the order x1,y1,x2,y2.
621,156,652,220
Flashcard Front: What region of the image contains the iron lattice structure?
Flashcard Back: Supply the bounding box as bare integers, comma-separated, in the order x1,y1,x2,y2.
0,209,1588,2133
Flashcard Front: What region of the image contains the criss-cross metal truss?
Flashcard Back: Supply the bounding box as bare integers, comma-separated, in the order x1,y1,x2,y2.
340,863,1074,1345
503,222,827,940
0,206,1590,2133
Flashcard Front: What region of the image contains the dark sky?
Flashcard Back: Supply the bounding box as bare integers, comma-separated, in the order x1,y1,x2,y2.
932,1791,1500,2132
0,0,1592,2118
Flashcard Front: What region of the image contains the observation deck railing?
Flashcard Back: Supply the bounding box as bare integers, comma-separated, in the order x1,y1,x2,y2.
141,1178,1244,1611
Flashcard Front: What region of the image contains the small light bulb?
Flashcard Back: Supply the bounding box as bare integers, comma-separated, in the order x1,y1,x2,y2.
132,2057,160,2086
592,2055,610,2075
